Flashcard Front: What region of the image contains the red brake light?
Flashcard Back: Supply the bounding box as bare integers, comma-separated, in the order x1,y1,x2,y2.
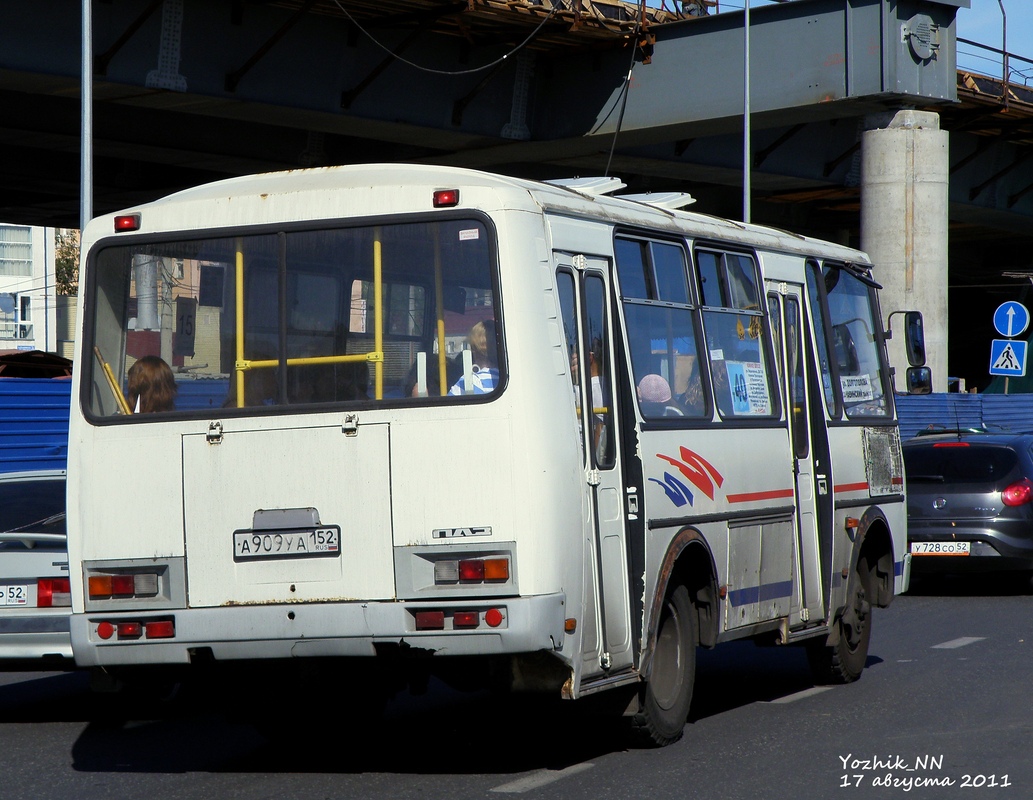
144,620,175,639
458,559,485,582
453,611,479,629
111,575,135,596
37,578,71,608
1002,478,1033,507
414,611,445,630
113,213,141,232
117,622,143,639
932,442,970,447
433,189,459,208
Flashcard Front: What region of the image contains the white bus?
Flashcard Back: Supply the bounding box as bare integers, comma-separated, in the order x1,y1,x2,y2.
68,164,928,744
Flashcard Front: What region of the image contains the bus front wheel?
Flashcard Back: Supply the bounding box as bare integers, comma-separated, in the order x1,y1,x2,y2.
631,584,696,747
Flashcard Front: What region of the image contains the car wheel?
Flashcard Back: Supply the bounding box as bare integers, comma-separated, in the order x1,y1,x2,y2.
630,584,696,747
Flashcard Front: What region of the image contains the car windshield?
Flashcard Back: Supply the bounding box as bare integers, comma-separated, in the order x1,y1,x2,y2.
904,444,1019,486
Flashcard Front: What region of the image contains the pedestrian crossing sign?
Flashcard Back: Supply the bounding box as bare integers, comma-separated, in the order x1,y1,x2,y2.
990,338,1028,377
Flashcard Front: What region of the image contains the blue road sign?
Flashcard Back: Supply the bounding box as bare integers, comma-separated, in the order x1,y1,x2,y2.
990,338,1028,377
993,301,1030,338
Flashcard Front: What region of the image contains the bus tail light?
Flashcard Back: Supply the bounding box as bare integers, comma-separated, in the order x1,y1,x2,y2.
414,611,445,630
88,572,160,600
37,578,71,608
94,618,175,640
433,556,510,585
144,620,175,639
432,189,459,208
113,213,141,232
453,611,479,628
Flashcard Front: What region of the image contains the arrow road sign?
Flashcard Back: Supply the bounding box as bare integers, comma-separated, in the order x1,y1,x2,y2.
990,338,1028,377
993,301,1030,338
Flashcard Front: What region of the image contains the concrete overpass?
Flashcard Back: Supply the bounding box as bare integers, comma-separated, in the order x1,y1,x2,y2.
2,0,1031,389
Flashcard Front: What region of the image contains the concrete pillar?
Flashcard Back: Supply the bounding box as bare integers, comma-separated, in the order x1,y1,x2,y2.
861,109,949,393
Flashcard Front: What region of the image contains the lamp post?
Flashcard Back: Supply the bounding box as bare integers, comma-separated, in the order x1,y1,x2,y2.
81,0,93,231
743,0,751,224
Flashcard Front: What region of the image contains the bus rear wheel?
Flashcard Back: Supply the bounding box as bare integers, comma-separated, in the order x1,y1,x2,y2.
807,579,871,684
631,584,696,747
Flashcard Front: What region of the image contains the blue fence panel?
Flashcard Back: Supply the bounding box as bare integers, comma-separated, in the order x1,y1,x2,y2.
896,392,1033,439
175,378,229,412
0,378,72,472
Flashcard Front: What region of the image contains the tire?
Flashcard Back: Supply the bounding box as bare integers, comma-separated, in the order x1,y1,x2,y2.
807,578,871,684
630,584,696,747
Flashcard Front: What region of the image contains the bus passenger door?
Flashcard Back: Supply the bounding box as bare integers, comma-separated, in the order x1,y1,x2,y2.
557,259,634,675
775,288,832,625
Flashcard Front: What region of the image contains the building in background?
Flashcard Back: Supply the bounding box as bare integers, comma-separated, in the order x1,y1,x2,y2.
0,225,60,356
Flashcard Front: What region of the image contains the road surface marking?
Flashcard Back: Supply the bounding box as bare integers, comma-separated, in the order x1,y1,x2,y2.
765,686,832,704
490,763,595,793
931,637,985,649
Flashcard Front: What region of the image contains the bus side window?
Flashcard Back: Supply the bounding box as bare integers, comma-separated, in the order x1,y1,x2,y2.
696,248,776,420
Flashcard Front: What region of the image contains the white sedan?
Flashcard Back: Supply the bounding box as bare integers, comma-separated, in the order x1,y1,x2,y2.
0,470,72,666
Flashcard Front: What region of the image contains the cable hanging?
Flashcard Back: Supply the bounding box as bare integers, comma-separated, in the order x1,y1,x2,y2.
331,0,562,76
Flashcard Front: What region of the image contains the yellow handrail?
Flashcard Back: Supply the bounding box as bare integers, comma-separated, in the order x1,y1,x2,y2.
434,227,447,396
93,346,132,415
373,229,384,400
234,237,245,408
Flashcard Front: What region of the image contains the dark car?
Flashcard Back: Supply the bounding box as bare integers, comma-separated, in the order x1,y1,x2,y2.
903,432,1033,575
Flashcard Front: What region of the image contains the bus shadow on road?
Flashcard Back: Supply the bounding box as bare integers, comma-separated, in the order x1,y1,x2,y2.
69,679,632,775
689,640,883,722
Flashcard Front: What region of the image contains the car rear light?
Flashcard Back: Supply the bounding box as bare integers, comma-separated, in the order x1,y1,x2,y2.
1002,478,1033,507
485,608,504,627
453,611,479,628
933,442,970,448
37,578,71,608
483,558,509,581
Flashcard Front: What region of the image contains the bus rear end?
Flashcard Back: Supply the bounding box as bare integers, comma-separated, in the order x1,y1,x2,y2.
67,170,579,698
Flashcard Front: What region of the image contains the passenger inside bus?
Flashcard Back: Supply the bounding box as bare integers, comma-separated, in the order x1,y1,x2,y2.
637,373,683,417
677,359,705,416
128,355,177,413
449,320,499,395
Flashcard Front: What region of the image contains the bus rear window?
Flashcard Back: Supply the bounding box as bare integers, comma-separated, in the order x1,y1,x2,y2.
84,218,501,418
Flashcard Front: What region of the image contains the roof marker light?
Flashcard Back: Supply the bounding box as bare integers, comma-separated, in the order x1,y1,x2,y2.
114,213,141,232
433,189,459,208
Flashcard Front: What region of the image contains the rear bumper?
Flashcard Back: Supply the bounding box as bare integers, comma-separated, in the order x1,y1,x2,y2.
908,530,1033,572
0,611,72,662
71,593,567,667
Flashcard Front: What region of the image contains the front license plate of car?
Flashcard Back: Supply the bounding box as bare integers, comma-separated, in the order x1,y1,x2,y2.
233,527,341,561
0,584,29,605
910,541,971,556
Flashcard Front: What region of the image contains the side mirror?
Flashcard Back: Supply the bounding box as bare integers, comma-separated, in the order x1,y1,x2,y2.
906,366,932,395
904,311,926,367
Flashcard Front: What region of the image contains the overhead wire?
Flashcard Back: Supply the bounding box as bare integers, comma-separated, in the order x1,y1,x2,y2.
604,0,646,176
330,0,562,76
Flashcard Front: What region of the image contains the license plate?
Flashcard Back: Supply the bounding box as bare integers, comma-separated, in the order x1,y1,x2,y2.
910,541,971,556
233,527,341,561
0,584,29,606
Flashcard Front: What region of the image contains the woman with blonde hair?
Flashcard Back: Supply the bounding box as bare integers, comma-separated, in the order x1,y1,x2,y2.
449,319,499,396
128,355,177,413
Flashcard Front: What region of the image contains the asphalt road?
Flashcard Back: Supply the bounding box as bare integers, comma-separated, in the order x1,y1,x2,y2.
1,574,1031,800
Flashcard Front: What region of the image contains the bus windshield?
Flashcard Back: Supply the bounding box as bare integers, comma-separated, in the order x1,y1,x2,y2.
84,218,501,418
